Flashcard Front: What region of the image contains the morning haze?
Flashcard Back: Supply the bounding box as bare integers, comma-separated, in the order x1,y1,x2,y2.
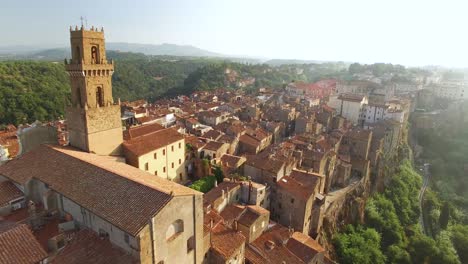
1,0,467,67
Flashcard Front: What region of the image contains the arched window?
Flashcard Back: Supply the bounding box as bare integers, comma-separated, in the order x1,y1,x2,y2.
96,86,104,107
91,46,99,64
166,219,184,240
75,46,81,63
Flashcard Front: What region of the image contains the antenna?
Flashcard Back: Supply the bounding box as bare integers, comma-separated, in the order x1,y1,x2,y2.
80,16,84,27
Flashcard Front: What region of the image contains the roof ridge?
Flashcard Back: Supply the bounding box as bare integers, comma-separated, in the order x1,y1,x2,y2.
47,145,200,197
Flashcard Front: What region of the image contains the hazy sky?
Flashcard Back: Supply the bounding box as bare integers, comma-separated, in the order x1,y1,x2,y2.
1,0,467,67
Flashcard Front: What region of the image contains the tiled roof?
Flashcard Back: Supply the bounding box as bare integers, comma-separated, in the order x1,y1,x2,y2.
0,130,20,158
220,154,245,168
202,141,226,152
211,223,246,259
238,208,260,227
245,155,285,174
0,181,23,206
203,181,241,210
286,232,325,263
246,225,304,264
202,130,223,140
278,170,322,200
123,127,184,156
0,145,200,236
338,93,366,102
53,229,137,264
0,224,48,264
220,204,245,223
124,123,164,140
239,134,261,147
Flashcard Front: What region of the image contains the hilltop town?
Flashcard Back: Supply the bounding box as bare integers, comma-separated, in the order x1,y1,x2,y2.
0,25,466,264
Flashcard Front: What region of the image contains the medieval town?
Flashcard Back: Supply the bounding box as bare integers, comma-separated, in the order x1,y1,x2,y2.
0,22,466,264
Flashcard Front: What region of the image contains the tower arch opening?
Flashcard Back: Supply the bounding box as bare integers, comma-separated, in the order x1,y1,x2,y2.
91,46,99,64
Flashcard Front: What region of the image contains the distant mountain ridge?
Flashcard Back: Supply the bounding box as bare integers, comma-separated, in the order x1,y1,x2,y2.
0,42,225,60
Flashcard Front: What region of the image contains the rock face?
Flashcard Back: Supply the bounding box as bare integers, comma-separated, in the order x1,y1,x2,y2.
318,170,371,253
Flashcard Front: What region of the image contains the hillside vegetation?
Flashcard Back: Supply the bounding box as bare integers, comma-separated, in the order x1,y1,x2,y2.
0,53,350,126
334,160,465,264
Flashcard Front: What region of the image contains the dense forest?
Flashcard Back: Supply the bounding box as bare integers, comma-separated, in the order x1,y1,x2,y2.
334,159,467,264
0,61,70,126
0,52,349,126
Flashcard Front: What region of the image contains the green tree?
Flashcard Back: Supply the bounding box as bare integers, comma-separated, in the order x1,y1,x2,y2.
333,225,386,264
213,165,224,183
408,232,438,264
450,225,468,264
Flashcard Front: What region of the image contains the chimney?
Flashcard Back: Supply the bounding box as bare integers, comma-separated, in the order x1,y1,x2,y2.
233,220,238,231
221,189,225,199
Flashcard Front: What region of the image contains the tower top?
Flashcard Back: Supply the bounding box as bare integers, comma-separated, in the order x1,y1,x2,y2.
69,25,104,35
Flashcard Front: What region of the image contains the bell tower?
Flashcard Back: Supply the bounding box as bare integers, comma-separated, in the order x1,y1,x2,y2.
65,25,123,155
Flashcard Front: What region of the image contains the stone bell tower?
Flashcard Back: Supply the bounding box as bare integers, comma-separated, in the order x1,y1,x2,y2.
65,25,122,155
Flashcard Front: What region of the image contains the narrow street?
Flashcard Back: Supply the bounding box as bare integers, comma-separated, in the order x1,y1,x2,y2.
419,163,430,234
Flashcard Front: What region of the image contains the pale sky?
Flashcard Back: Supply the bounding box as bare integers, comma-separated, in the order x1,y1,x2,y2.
1,0,467,67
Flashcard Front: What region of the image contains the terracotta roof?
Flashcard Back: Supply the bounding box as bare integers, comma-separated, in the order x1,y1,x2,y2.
124,123,164,140
286,232,325,263
238,208,260,227
202,141,226,152
0,181,23,206
0,145,200,236
246,224,303,264
220,204,245,224
245,155,285,174
239,134,261,148
0,130,20,158
0,224,48,264
202,130,223,140
220,154,245,168
338,93,366,102
278,170,322,200
53,229,137,264
211,223,246,259
123,127,184,156
203,181,241,210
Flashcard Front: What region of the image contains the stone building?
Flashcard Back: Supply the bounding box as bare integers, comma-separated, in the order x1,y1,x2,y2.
123,127,188,183
65,26,123,156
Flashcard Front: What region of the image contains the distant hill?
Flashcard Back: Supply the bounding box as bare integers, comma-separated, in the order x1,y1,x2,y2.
107,42,223,57
0,42,226,61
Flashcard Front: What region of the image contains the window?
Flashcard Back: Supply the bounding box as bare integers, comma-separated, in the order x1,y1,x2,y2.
163,149,166,156
163,167,166,173
291,198,295,204
187,236,195,252
179,173,183,181
278,203,282,209
236,194,239,201
124,233,129,244
96,86,104,107
154,153,157,159
91,46,99,64
179,159,182,165
172,162,174,169
213,153,216,159
155,171,158,176
179,142,182,149
166,219,184,241
171,145,174,152
144,163,149,171
75,46,81,62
